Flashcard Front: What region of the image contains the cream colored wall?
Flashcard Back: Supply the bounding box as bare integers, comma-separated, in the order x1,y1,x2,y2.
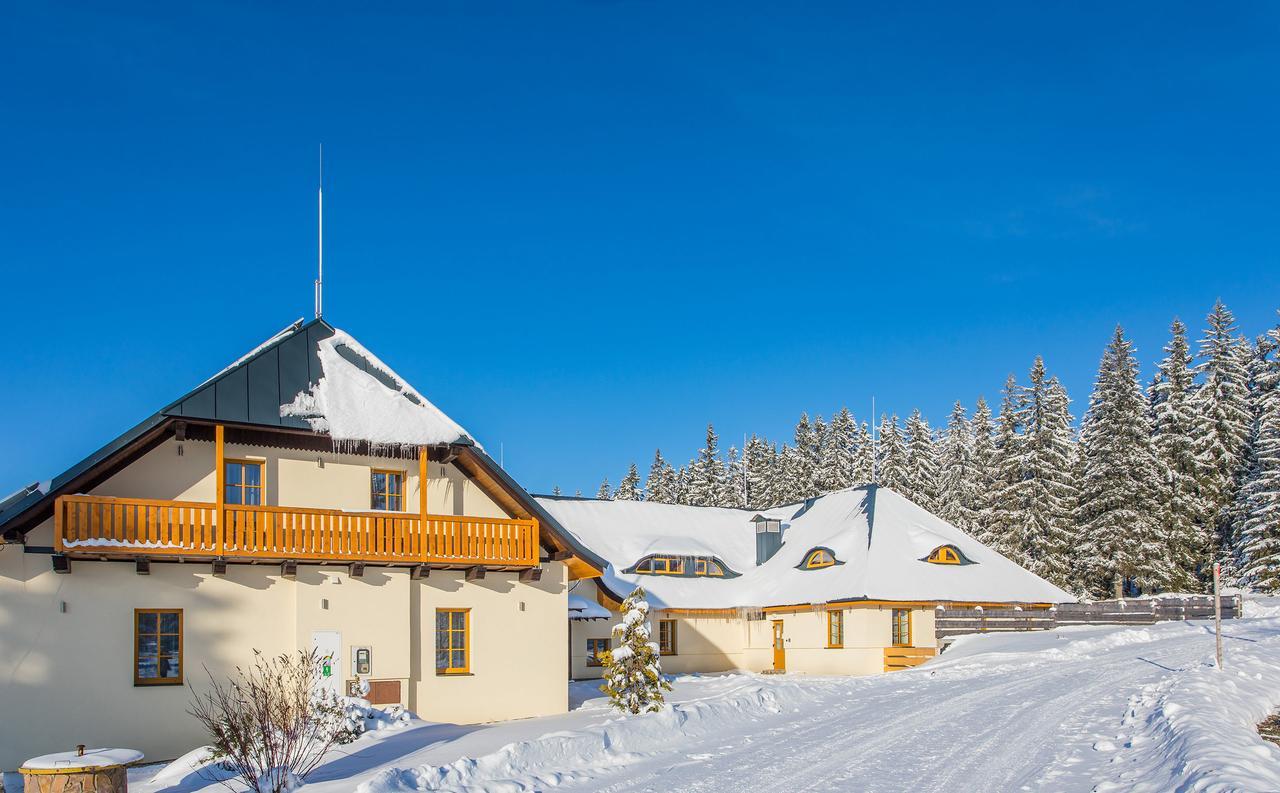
0,547,569,772
82,438,508,518
569,581,616,680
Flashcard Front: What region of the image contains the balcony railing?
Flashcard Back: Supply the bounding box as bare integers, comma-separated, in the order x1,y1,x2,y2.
54,494,539,567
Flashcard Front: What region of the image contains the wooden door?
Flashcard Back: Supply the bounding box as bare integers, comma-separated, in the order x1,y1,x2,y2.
772,620,785,672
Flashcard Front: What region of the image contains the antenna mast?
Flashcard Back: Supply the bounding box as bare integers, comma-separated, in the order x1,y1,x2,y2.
314,144,324,319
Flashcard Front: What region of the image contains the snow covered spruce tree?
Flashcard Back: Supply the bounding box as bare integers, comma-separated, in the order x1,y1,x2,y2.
596,478,612,500
645,450,677,504
744,435,775,509
1193,300,1254,561
724,446,747,508
817,407,857,493
1076,326,1167,597
968,396,999,547
876,414,909,494
614,463,643,501
791,413,818,500
600,588,672,715
1150,319,1210,589
1018,359,1078,590
988,374,1027,560
937,401,978,535
1235,322,1280,591
685,425,725,507
852,421,875,485
904,409,939,512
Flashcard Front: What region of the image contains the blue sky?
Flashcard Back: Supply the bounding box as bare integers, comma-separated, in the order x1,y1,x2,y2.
2,3,1278,496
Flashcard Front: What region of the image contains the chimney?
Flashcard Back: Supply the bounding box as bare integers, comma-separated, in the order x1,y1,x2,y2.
752,515,783,565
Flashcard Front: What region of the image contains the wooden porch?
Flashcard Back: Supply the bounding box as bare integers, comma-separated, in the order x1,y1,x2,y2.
53,494,540,569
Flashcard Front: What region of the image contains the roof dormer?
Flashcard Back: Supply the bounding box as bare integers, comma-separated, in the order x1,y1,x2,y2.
751,514,783,566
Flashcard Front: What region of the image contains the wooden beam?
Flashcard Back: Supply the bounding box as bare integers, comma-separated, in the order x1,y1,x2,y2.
281,560,297,578
51,554,70,574
215,424,226,557
212,559,227,576
349,562,365,578
135,557,151,575
411,565,429,580
518,567,542,583
465,566,486,581
551,551,574,562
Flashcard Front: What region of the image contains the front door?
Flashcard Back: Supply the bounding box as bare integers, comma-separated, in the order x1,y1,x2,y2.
772,620,785,672
312,630,341,698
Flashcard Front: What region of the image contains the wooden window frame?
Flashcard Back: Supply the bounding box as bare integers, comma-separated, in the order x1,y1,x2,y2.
134,608,183,686
891,608,912,647
927,545,962,565
803,549,835,569
371,469,405,512
827,609,844,649
694,558,726,577
586,637,610,667
637,556,685,575
435,608,470,675
658,619,677,655
224,459,265,507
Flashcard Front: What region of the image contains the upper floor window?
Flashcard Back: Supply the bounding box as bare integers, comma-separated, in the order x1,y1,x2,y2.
694,558,725,577
800,548,837,569
634,556,685,575
135,608,182,686
225,460,263,506
371,470,404,511
926,545,963,565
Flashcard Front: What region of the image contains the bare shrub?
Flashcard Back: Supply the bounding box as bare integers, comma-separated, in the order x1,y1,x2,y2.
188,649,354,793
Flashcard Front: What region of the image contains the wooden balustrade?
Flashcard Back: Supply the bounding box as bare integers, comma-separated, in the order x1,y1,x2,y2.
54,495,539,567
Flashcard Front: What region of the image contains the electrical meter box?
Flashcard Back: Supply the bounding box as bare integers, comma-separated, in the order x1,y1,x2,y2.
352,646,372,676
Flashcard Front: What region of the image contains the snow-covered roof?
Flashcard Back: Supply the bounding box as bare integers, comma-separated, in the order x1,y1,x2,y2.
281,329,474,450
568,593,612,620
537,486,1076,610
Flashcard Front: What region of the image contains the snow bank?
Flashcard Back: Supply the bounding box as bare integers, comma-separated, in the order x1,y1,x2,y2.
355,675,827,793
281,330,473,451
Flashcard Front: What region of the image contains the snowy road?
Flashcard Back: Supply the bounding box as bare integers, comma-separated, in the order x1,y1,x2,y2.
129,609,1280,793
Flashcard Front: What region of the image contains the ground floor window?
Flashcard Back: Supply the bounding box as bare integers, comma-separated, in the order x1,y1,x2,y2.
827,610,844,648
135,608,182,686
658,619,677,655
436,608,470,674
587,637,610,666
891,608,911,647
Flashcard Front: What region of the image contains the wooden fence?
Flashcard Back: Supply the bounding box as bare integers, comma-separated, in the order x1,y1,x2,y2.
936,596,1243,641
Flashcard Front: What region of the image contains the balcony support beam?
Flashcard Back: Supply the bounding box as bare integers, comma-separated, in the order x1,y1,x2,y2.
135,557,151,575
51,554,71,574
212,559,227,576
411,565,429,580
465,566,485,582
281,560,297,579
349,562,365,579
518,567,542,583
215,424,226,557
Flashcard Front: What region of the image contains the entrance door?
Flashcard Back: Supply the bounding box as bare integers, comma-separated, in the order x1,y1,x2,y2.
771,620,785,672
312,630,341,698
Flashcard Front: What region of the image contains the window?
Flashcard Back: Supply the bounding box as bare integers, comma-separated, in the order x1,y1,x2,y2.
586,638,610,667
926,545,962,565
694,558,726,577
658,619,677,655
891,609,912,647
435,608,469,674
802,548,836,569
634,556,685,575
135,609,182,686
827,610,844,648
371,470,404,511
224,460,263,506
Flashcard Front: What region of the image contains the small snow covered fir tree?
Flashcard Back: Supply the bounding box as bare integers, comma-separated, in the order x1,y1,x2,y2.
645,450,676,504
968,397,999,546
852,421,875,485
876,414,909,493
596,477,612,500
614,463,643,501
904,409,939,511
1237,320,1280,592
937,401,978,533
600,588,671,714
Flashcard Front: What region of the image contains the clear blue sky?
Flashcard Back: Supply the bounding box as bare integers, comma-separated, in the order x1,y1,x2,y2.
2,3,1279,497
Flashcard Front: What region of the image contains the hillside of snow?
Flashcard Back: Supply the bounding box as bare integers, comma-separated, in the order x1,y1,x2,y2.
117,603,1280,793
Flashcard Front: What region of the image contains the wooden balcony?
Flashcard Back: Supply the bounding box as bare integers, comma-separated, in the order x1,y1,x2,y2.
53,494,540,568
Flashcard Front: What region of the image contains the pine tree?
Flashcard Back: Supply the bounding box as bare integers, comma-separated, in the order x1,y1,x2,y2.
904,409,939,511
614,463,643,501
969,397,999,547
778,444,805,504
599,588,671,714
1077,326,1166,597
817,408,856,492
852,421,875,485
1192,300,1254,560
596,477,612,500
876,414,909,493
685,425,724,507
1018,360,1077,590
744,435,775,509
551,485,562,496
1237,321,1280,592
809,414,827,494
1150,319,1209,590
723,446,746,508
645,450,676,504
937,401,978,533
673,465,690,505
988,374,1027,559
791,413,817,500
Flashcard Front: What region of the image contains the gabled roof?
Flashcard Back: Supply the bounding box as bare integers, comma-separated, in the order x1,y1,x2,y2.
536,486,1076,609
0,320,606,574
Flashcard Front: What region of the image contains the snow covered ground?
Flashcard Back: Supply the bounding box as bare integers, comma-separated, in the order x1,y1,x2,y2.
102,604,1280,792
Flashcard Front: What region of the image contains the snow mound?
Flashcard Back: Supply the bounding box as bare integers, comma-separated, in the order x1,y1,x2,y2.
281,330,473,451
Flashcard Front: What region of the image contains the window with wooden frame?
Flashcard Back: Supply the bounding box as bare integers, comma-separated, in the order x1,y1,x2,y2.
658,619,677,655
926,545,962,565
435,608,470,674
693,558,726,577
634,556,685,575
802,548,836,569
371,470,404,511
586,638,610,667
891,608,912,647
224,459,264,506
135,608,182,686
827,609,844,648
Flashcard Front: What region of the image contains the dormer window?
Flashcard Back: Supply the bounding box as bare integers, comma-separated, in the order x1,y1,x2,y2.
694,558,725,576
629,555,737,578
800,548,838,570
634,555,684,575
926,545,964,565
